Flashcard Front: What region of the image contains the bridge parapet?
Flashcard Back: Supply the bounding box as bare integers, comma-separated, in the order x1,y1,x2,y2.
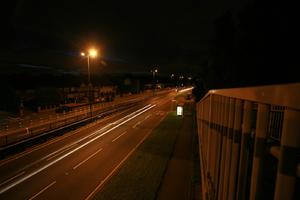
196,83,300,200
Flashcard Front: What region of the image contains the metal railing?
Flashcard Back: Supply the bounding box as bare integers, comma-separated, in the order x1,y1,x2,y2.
0,100,139,148
0,89,174,148
196,83,300,200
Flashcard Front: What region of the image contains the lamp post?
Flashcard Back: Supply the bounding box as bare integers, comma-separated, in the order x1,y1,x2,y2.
151,68,158,95
170,73,175,87
179,75,184,87
81,48,98,119
152,69,158,80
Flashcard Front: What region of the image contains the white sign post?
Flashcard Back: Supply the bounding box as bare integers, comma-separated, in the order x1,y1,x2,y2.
176,105,183,116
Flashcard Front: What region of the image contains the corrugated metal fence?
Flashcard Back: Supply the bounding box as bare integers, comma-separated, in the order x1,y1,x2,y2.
196,83,300,200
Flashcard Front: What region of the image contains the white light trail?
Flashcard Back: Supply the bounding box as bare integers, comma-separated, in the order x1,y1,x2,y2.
0,104,156,194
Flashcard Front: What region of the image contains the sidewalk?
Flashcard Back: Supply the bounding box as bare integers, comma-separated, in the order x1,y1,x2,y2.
157,101,200,200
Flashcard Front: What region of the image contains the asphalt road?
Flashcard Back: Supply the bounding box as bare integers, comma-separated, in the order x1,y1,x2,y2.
0,89,179,199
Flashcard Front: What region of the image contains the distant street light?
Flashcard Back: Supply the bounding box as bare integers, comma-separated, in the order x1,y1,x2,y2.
152,69,158,82
81,48,98,119
179,75,184,87
151,68,158,95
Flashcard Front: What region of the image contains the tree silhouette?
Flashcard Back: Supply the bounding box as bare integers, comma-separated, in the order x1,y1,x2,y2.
208,0,299,88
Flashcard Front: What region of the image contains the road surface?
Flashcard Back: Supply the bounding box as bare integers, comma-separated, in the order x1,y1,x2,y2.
0,89,179,199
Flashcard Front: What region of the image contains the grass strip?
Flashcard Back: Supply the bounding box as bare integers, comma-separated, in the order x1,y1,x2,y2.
94,112,183,200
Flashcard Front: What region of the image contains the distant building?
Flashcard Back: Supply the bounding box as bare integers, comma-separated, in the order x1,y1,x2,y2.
61,84,116,103
17,84,116,113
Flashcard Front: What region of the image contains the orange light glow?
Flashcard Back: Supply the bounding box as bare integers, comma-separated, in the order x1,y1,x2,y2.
88,49,98,58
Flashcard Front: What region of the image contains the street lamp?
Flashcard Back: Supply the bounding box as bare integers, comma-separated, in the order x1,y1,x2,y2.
81,49,98,84
151,68,158,82
151,68,158,95
178,75,184,87
81,48,98,119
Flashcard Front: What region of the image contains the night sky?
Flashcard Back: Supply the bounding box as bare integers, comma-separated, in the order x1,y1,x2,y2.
0,0,248,75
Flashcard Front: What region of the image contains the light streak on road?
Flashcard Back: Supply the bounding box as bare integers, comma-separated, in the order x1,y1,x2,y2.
28,181,56,200
178,87,194,93
0,171,25,188
0,104,156,194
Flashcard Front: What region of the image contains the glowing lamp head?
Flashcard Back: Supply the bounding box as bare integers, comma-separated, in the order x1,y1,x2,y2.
81,52,85,56
88,49,97,58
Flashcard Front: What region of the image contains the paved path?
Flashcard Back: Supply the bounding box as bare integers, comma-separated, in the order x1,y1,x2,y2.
157,101,200,200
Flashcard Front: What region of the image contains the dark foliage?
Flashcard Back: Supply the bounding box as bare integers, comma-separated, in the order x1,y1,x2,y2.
201,0,299,90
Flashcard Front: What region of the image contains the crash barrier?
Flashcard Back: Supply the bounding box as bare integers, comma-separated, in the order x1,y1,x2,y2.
196,83,300,200
0,100,139,148
0,89,175,148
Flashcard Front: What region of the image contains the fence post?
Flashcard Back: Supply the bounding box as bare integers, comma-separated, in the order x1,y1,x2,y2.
199,99,209,200
237,101,253,200
200,102,205,159
207,94,214,196
205,97,210,199
221,98,236,199
209,94,219,197
228,99,243,200
213,95,223,197
206,98,210,169
218,96,230,200
274,109,300,200
250,103,270,200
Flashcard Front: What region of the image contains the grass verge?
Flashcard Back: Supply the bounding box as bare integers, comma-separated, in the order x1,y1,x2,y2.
93,112,183,200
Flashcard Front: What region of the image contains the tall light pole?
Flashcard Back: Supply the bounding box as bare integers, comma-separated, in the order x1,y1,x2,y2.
151,68,158,95
81,48,98,119
170,73,175,87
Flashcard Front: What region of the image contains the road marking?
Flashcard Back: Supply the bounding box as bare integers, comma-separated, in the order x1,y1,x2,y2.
137,116,149,125
85,130,152,200
73,148,103,170
0,108,131,167
112,131,127,142
28,181,56,200
145,114,151,120
132,121,141,128
0,104,156,194
0,171,25,187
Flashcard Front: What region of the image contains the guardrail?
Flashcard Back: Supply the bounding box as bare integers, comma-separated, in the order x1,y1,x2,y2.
0,99,142,148
196,83,300,200
0,92,152,132
0,89,174,149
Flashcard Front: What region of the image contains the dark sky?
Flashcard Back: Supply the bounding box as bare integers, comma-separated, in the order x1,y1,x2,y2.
0,0,249,75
